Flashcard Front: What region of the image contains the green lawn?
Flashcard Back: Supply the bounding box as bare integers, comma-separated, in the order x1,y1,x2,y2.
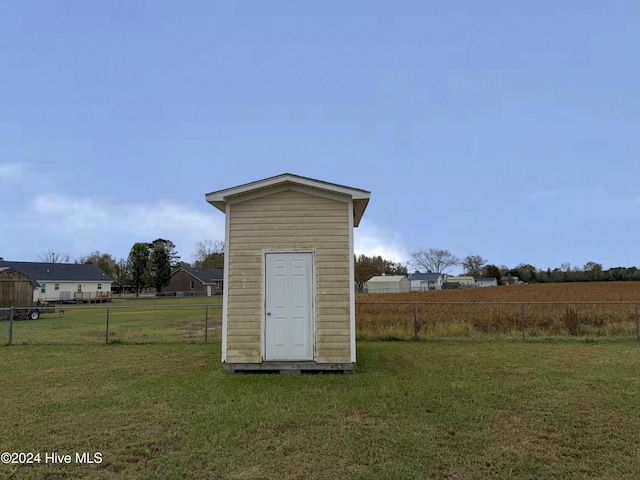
1,341,639,479
2,297,222,345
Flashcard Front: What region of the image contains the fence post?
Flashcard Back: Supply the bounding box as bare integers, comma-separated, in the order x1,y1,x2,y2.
635,304,639,343
520,304,526,342
8,306,14,346
205,305,209,343
413,303,419,340
105,307,110,344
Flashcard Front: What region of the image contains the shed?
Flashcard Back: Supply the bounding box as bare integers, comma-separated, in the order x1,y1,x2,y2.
366,275,411,294
205,173,370,374
0,267,39,308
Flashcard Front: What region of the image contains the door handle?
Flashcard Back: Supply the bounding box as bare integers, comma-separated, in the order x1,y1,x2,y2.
266,311,271,316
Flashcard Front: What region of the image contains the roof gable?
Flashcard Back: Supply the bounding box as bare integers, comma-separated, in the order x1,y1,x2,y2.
205,173,370,227
175,267,224,284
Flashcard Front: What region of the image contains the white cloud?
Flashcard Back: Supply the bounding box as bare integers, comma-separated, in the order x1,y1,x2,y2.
125,201,224,237
30,193,225,259
27,192,409,265
33,194,109,229
354,224,409,263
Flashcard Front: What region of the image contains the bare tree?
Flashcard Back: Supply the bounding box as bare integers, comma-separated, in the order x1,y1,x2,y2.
462,254,487,277
38,249,71,263
77,251,118,278
112,258,130,296
410,248,460,274
192,239,224,263
192,239,224,269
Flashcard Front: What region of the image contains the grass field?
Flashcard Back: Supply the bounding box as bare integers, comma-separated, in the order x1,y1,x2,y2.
1,341,639,479
0,297,223,346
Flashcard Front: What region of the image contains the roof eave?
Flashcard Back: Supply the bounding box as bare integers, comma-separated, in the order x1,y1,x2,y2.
205,173,371,222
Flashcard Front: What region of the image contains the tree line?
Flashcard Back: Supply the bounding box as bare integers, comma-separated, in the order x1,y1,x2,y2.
35,239,225,294
355,248,640,287
32,244,640,292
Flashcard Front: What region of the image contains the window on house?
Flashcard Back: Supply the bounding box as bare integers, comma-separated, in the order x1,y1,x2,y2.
97,283,102,290
77,284,82,293
190,281,195,289
54,283,59,291
41,284,46,294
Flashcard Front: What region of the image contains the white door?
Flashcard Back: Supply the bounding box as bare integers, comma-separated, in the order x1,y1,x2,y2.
265,252,313,361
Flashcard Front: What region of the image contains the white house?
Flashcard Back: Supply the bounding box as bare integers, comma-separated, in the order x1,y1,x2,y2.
475,277,498,287
366,275,411,294
444,276,476,289
408,272,445,291
0,261,113,303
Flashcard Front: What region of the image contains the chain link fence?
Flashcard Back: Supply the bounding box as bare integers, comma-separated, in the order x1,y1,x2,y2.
3,301,640,346
355,301,640,341
1,303,221,345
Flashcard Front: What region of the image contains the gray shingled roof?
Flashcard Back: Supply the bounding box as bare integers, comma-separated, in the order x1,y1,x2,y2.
0,266,41,287
409,272,443,281
0,261,113,283
176,267,224,284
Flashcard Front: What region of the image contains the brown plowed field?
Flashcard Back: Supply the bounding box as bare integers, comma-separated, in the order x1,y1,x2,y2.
360,281,640,303
355,282,640,339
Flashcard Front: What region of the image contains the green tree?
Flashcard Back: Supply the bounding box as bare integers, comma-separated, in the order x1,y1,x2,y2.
584,261,603,281
174,260,192,269
511,264,538,283
128,242,151,296
80,251,117,278
484,264,503,285
354,255,380,293
148,239,179,293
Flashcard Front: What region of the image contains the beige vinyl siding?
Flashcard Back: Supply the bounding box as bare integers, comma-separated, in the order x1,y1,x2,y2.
226,189,351,363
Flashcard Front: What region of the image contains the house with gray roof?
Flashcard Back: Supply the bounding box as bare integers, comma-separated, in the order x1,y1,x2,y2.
408,272,445,291
475,277,498,287
0,261,113,303
165,267,224,296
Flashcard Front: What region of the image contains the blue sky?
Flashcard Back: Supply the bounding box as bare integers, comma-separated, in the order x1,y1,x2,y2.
1,1,638,272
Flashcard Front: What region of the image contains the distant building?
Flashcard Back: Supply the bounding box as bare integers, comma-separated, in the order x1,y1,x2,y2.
408,272,445,291
366,274,411,294
0,261,113,303
443,275,476,289
475,277,498,287
165,267,224,296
